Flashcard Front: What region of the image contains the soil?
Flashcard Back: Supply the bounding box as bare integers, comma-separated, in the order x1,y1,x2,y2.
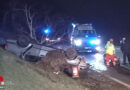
36,49,68,72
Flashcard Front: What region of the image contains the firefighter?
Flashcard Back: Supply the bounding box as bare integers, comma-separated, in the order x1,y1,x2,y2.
105,41,110,49
105,39,116,67
120,37,126,53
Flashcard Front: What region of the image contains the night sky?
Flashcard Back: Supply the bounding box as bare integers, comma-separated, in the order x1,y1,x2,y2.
1,0,130,44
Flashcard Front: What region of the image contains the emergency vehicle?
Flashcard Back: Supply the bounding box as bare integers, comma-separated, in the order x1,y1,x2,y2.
70,24,101,52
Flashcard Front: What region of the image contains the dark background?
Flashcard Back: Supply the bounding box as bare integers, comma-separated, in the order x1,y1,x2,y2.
0,0,130,45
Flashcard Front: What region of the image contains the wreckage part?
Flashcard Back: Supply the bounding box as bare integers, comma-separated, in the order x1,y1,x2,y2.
20,44,33,59
66,56,80,65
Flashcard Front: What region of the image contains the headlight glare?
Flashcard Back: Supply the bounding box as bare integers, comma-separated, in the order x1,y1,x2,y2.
96,46,101,51
74,39,82,46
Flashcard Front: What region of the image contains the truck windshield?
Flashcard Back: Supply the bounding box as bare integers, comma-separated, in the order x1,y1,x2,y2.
76,30,97,37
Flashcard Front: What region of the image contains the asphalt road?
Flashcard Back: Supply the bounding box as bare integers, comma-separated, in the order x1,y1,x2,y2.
78,49,130,88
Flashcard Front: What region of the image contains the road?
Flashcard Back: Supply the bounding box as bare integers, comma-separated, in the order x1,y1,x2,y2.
78,48,130,88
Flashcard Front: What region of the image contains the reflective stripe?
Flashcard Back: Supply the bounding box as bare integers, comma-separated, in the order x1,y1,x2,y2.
106,44,115,55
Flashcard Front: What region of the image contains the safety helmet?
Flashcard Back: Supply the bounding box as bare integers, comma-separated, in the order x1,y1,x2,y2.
110,39,113,43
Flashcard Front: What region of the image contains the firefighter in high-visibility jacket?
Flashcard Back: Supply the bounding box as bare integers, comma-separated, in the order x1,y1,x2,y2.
105,39,116,67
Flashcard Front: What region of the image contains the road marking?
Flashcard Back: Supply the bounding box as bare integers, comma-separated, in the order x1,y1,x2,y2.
104,74,130,89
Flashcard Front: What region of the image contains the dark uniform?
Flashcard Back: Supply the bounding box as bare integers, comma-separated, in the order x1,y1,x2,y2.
121,40,130,65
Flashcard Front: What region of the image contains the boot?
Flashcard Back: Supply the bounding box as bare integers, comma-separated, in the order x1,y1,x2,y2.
113,62,116,67
106,62,110,67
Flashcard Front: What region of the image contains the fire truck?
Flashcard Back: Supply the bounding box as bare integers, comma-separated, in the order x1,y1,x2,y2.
70,23,101,52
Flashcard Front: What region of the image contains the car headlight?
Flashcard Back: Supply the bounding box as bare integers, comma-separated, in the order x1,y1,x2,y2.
46,38,50,41
74,39,82,46
57,37,61,41
90,39,101,45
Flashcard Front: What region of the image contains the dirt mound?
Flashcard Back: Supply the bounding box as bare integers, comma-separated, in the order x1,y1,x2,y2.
37,47,79,74
37,49,69,72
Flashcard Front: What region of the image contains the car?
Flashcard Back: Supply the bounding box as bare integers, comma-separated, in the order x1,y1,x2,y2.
6,39,55,62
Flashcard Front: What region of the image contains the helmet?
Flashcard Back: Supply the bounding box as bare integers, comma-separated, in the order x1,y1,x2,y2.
110,38,113,43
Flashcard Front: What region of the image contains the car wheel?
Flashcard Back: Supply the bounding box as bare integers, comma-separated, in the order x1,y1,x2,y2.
65,48,78,60
17,35,30,48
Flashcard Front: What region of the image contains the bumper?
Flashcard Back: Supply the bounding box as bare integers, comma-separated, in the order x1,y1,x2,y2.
74,45,100,52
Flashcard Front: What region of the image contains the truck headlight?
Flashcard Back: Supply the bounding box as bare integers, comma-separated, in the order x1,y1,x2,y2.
74,39,82,46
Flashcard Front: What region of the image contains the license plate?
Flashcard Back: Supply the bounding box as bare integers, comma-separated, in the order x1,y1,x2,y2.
84,47,89,49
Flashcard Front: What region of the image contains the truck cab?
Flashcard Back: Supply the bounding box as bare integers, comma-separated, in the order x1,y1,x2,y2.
70,24,101,52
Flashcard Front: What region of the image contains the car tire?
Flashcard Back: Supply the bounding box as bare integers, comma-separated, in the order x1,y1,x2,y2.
17,35,30,48
65,48,78,60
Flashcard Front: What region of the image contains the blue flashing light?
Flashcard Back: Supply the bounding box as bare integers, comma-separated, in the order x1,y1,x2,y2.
85,35,88,38
44,29,49,34
89,23,92,26
42,27,51,35
72,23,76,28
89,39,100,45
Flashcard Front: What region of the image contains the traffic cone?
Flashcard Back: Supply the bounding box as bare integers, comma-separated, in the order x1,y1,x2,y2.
72,66,79,78
0,76,5,86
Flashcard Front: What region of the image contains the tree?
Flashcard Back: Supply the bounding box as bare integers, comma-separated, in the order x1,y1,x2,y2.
2,1,73,45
